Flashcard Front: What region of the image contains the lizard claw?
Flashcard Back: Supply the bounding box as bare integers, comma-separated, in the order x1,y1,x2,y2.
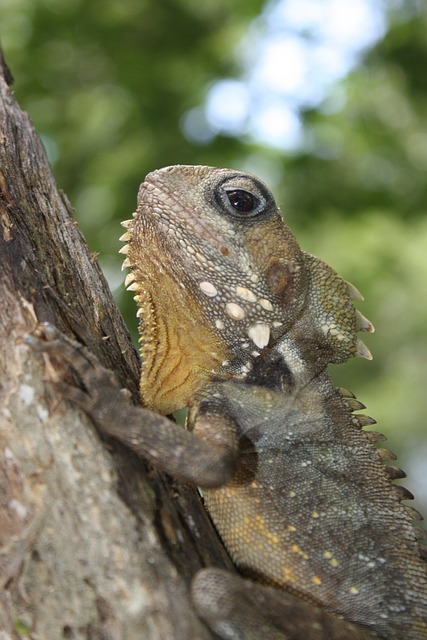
24,321,61,347
25,323,122,410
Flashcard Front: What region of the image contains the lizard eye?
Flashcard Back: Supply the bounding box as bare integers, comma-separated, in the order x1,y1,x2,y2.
225,189,259,213
213,173,273,219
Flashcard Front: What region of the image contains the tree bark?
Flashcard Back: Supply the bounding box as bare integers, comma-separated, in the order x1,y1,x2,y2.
0,48,232,639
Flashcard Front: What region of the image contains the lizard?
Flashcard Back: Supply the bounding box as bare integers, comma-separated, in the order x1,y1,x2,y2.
29,165,427,639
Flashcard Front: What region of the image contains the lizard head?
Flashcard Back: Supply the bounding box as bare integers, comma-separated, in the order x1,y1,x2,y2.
120,165,372,413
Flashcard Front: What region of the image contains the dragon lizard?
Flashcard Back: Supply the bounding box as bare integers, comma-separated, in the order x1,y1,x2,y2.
31,165,427,639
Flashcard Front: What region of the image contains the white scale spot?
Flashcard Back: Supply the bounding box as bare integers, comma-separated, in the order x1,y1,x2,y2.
258,298,273,311
225,303,246,321
195,252,207,263
215,319,225,330
248,323,270,349
329,328,346,341
199,281,218,297
235,286,257,302
321,323,329,336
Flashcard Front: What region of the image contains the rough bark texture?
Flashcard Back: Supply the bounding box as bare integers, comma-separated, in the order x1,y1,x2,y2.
0,48,232,639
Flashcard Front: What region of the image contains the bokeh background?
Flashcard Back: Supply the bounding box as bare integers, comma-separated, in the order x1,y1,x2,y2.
2,0,426,513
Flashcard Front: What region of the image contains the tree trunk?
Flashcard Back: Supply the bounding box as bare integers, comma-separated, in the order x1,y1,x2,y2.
0,48,232,640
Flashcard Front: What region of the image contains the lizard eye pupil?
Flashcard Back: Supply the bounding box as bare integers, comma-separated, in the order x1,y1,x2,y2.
226,189,258,213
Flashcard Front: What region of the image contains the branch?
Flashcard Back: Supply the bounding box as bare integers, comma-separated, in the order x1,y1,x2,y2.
0,47,231,639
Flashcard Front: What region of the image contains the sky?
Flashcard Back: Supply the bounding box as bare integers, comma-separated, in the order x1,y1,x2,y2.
183,0,388,149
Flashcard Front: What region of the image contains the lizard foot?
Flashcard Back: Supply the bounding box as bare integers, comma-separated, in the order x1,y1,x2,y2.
192,568,377,640
25,322,125,413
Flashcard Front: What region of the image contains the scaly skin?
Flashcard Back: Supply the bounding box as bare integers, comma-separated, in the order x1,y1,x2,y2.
118,165,427,639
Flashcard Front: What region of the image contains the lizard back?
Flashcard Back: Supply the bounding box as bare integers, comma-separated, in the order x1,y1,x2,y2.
196,351,427,639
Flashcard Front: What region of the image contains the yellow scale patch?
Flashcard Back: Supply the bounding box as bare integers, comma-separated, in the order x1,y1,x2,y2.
244,514,279,542
323,550,339,568
232,506,326,592
281,565,297,583
136,276,229,414
291,543,310,561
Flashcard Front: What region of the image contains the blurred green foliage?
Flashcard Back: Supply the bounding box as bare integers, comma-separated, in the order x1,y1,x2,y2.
1,0,426,510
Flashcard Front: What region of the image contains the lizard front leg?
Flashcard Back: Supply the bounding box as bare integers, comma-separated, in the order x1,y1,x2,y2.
26,323,237,489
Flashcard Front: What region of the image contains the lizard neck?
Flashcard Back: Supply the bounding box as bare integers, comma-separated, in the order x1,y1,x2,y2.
130,262,230,415
214,332,325,391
